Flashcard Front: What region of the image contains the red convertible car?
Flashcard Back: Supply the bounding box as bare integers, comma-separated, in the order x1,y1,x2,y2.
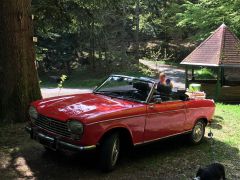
26,75,215,171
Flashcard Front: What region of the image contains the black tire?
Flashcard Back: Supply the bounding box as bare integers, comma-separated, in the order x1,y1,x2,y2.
99,133,120,172
189,120,206,144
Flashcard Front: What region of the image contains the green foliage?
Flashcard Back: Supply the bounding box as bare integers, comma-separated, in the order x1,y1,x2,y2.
195,68,216,79
33,0,138,74
33,0,194,74
40,64,154,88
58,74,67,95
177,0,240,40
33,0,240,73
57,74,67,88
140,0,185,39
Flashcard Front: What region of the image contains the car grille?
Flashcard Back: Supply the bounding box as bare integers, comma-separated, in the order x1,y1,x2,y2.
35,114,71,138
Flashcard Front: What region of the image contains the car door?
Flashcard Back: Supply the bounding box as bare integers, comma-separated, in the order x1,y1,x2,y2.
144,100,186,142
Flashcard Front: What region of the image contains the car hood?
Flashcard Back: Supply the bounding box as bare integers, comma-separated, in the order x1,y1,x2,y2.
33,93,141,123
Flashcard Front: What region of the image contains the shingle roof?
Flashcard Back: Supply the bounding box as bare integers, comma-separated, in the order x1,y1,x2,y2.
181,24,240,67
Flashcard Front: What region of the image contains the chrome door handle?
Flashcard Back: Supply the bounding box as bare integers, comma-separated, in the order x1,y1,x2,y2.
149,104,155,109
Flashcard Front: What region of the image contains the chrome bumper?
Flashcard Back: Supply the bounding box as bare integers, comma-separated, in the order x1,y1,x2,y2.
25,126,96,151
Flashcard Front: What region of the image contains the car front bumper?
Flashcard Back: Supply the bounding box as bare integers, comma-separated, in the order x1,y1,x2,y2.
25,126,96,151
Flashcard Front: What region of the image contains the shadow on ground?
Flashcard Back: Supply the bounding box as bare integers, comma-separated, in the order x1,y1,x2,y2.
3,132,239,180
210,115,224,130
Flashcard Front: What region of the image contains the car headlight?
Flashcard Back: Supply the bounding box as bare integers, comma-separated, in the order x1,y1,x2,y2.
29,106,38,120
68,120,84,135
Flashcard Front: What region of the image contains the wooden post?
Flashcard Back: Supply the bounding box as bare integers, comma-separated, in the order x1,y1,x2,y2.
221,67,224,85
185,66,188,89
192,68,195,80
215,67,221,101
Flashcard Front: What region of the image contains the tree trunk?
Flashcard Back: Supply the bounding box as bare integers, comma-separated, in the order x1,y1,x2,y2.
135,0,140,64
65,60,72,75
90,18,96,70
0,0,42,123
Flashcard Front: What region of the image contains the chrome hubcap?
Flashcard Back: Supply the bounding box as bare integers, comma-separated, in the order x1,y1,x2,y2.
193,123,204,142
111,139,119,166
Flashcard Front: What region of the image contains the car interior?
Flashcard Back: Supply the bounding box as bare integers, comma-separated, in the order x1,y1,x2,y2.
96,76,189,103
132,81,151,101
151,86,189,103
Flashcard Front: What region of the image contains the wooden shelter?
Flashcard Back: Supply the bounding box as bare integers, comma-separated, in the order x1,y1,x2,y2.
181,24,240,102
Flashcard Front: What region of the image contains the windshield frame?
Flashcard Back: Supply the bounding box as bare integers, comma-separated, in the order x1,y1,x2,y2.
93,74,156,104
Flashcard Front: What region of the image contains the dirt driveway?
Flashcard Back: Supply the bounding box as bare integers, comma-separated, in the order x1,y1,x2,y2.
41,88,92,98
140,59,185,89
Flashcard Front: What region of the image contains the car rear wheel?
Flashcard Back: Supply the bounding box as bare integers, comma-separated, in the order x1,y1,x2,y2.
189,120,205,144
99,133,120,172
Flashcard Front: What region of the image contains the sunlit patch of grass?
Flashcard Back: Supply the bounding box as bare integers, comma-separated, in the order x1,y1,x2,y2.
212,103,240,147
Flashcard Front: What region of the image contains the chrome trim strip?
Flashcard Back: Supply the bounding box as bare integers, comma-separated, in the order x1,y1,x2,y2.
38,132,55,142
147,108,185,116
94,74,156,93
58,141,96,151
25,126,32,133
110,74,156,83
86,114,147,126
93,76,110,92
187,107,213,110
134,130,192,146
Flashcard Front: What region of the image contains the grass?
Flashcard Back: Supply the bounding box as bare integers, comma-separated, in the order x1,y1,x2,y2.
0,103,239,179
39,65,155,89
39,70,105,88
194,68,216,79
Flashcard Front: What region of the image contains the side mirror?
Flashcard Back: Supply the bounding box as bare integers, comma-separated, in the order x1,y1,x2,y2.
152,95,162,104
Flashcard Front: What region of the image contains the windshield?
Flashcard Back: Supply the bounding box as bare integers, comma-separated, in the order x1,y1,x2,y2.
94,76,154,103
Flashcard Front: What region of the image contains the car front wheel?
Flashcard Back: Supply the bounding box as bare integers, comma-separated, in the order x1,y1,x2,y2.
189,120,205,144
99,133,120,172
